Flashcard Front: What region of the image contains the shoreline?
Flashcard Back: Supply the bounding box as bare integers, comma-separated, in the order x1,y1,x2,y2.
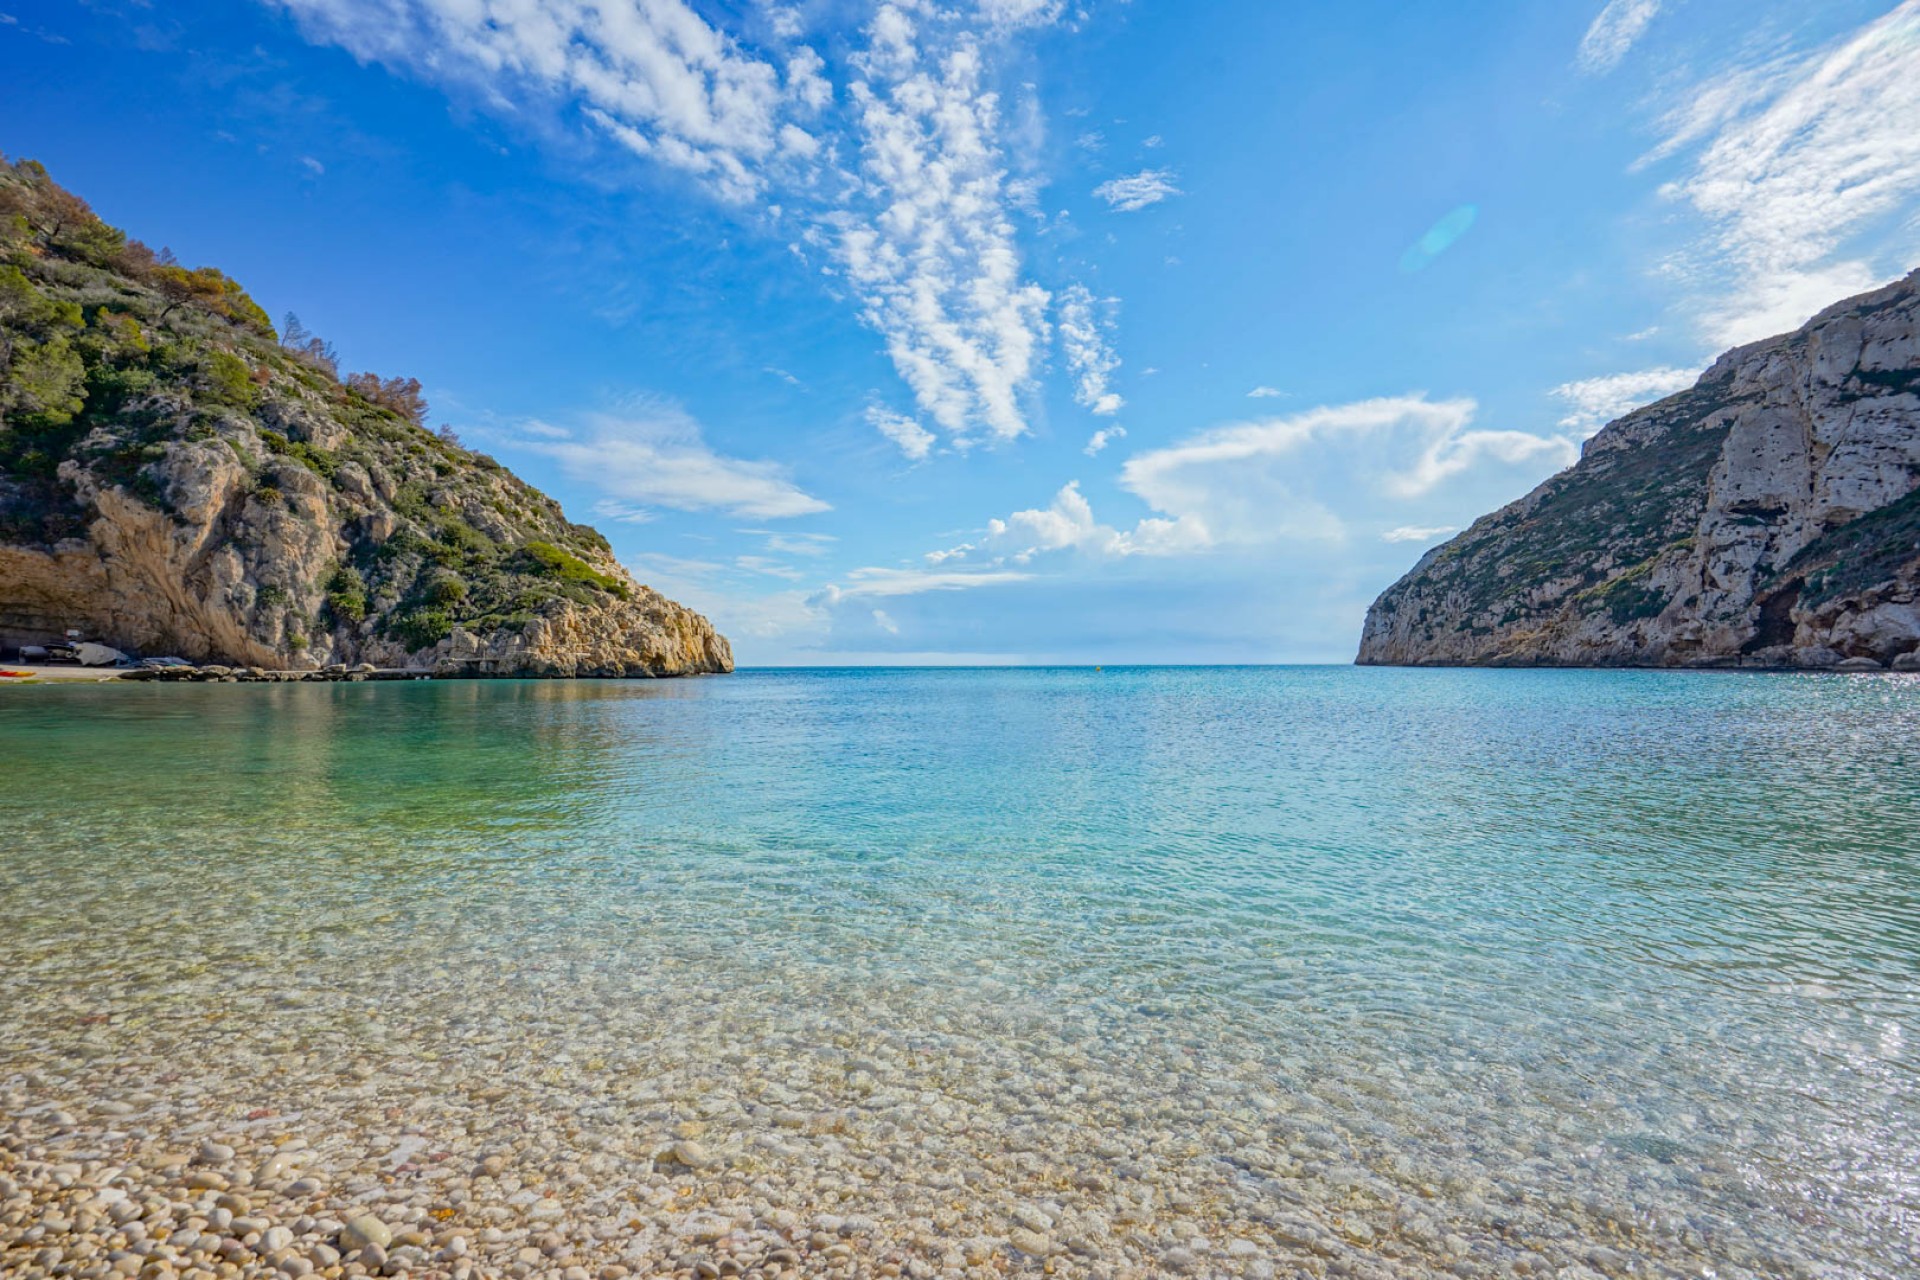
6,660,1915,685
0,665,733,685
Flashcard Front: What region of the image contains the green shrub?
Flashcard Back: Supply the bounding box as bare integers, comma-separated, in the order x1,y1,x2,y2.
515,540,630,599
431,517,496,564
3,336,86,427
258,427,339,481
387,608,453,650
422,572,467,606
324,564,368,622
198,349,258,409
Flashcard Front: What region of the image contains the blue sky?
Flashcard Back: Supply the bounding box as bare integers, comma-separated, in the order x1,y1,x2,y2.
6,0,1920,664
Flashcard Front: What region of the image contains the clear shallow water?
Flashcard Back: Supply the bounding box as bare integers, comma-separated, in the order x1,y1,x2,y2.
2,667,1918,1278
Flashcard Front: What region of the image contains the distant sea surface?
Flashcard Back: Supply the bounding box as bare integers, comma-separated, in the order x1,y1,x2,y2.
3,668,1917,1277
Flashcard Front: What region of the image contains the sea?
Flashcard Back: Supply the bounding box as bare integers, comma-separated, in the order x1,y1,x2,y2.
2,667,1916,1277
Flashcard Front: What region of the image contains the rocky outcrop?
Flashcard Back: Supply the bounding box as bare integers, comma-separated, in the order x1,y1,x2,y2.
0,158,731,677
1358,270,1920,669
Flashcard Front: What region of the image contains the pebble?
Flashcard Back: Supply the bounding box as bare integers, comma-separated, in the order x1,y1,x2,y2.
0,842,1891,1280
666,1141,714,1170
339,1214,392,1252
1008,1228,1053,1257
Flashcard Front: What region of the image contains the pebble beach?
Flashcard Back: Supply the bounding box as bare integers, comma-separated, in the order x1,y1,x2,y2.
4,670,1917,1280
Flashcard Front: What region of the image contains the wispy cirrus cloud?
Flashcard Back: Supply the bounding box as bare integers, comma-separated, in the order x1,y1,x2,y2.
866,405,937,461
813,566,1033,603
742,530,837,557
1058,284,1124,415
1119,395,1575,544
273,0,1073,451
1649,1,1920,346
976,0,1066,33
833,4,1053,446
513,402,828,519
268,0,806,202
1382,525,1458,544
1093,168,1181,212
1550,365,1697,435
1577,0,1662,74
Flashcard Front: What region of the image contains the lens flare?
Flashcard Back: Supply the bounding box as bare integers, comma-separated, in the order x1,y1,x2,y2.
1400,203,1479,272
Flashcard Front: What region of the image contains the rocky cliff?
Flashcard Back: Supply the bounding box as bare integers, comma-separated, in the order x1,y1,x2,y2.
0,158,731,676
1358,270,1920,670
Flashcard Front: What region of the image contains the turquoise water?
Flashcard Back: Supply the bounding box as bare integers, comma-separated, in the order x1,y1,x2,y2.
2,668,1918,1278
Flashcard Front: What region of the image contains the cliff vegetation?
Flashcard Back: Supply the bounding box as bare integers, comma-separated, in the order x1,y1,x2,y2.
0,157,731,676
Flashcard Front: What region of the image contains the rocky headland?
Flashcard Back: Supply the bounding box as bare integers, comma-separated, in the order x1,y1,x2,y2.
1359,271,1920,670
0,158,730,677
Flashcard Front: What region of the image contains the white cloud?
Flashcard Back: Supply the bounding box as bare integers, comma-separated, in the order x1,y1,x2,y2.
777,123,820,158
835,7,1053,444
1550,365,1698,435
1143,134,1163,149
624,551,730,591
299,155,325,175
1247,386,1283,399
1058,284,1125,415
871,608,900,634
272,0,792,202
1633,55,1794,171
983,481,1211,560
1654,2,1920,346
1578,0,1662,74
976,0,1065,32
766,7,806,42
518,402,829,519
1120,395,1576,544
814,566,1033,602
866,405,936,460
590,499,657,524
279,0,1064,449
1386,426,1577,499
735,555,805,580
1083,426,1126,456
1093,168,1181,212
787,46,832,110
749,530,836,556
1382,525,1458,544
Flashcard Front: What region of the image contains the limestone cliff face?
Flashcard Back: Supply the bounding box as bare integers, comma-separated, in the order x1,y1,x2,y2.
1358,270,1920,669
0,158,731,676
0,437,733,675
